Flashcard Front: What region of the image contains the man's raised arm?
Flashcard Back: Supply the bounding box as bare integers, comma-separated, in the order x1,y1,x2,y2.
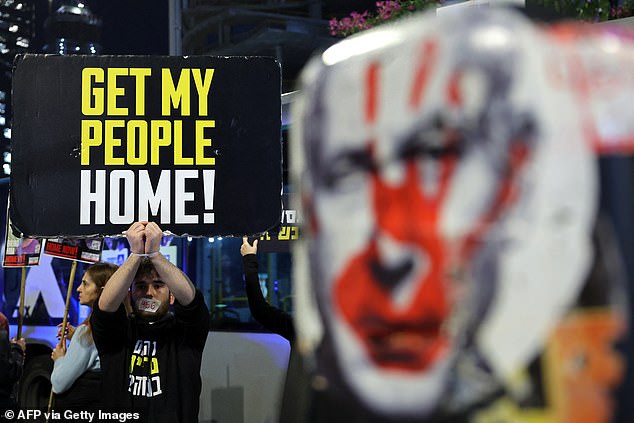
144,222,196,306
98,221,147,312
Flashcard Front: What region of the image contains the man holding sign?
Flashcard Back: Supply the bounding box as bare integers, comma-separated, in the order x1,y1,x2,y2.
92,221,209,422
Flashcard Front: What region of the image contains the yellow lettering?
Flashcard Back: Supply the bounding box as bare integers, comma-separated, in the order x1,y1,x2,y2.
192,69,214,116
195,120,215,165
104,120,125,165
80,118,215,166
107,68,129,116
80,120,102,165
81,68,104,116
151,358,159,375
162,69,190,116
127,120,148,165
150,120,172,165
129,68,151,116
279,226,290,241
173,121,192,165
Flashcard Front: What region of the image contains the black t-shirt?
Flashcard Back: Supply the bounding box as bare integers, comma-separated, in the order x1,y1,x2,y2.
92,290,209,423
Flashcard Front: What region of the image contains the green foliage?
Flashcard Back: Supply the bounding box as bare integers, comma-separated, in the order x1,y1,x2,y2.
533,0,634,21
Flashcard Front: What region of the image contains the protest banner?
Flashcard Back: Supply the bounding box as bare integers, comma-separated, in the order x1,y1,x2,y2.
43,237,103,263
3,219,41,267
10,55,282,238
2,214,42,337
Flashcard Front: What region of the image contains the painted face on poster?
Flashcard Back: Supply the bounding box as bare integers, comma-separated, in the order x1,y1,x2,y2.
295,12,601,419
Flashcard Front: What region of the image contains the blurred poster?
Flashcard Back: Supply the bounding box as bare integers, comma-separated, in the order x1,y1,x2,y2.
3,218,41,267
44,237,103,263
283,7,632,423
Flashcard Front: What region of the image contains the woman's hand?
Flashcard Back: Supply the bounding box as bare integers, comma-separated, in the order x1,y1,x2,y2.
56,323,76,341
51,343,66,361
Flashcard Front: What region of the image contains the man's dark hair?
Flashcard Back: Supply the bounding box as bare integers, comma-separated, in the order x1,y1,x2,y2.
135,257,157,280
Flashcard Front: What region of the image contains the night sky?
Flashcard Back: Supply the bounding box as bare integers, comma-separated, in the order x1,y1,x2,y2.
33,0,170,55
89,0,170,55
31,0,377,56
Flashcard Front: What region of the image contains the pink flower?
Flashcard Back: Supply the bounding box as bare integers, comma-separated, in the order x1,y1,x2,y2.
336,16,351,32
376,1,402,20
329,0,435,37
328,18,339,36
350,10,369,30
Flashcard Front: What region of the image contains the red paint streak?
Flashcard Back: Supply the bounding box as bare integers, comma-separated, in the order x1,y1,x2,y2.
365,62,380,124
409,40,439,109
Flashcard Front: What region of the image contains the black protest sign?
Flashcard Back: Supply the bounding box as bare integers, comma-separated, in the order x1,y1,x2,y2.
10,55,282,237
43,238,103,263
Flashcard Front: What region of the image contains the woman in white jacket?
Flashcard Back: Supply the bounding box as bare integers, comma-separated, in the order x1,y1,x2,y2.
51,262,118,410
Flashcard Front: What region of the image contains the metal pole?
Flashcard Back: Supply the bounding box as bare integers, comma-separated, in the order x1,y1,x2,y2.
168,0,183,55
